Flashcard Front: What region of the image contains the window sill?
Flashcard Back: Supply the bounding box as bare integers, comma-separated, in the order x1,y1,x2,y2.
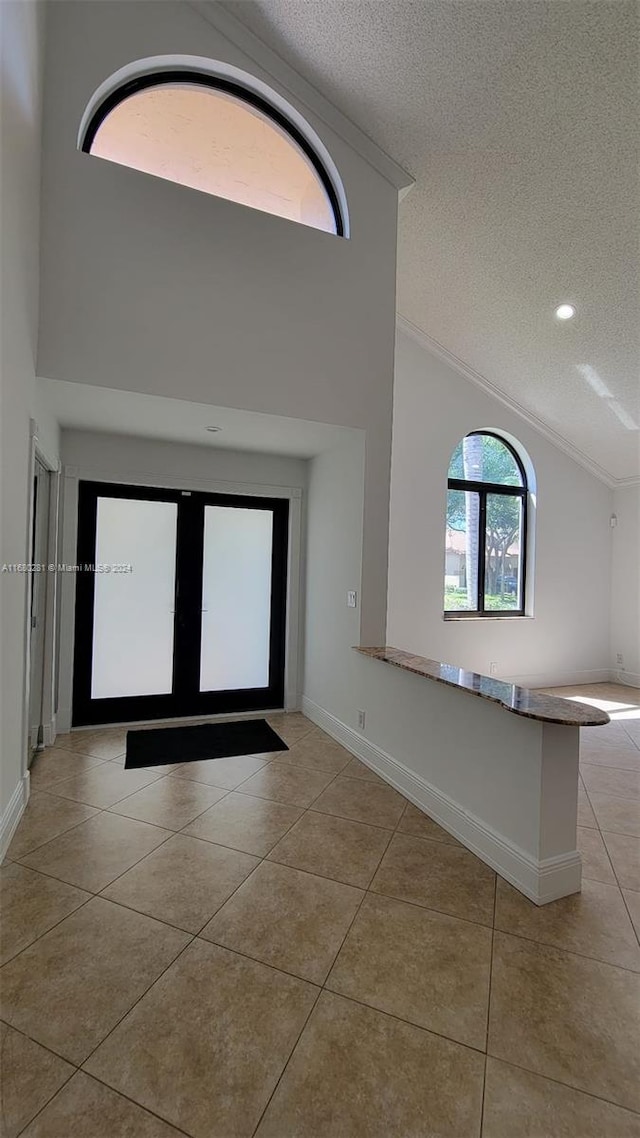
443,613,534,621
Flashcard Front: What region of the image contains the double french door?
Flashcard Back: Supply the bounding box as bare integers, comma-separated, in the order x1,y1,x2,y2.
72,482,288,726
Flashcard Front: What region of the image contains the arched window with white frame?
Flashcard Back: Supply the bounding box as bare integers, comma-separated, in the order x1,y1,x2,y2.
444,431,529,617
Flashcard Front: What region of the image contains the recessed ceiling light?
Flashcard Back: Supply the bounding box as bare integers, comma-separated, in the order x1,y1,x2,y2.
205,425,221,433
555,303,576,321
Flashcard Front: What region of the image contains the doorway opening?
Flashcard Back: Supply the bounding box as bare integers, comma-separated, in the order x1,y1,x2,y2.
72,481,289,726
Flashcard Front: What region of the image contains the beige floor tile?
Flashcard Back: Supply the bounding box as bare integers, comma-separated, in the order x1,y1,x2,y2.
312,775,406,829
170,753,272,790
1,862,90,965
623,889,640,937
581,764,640,801
267,809,392,887
495,877,640,971
341,756,387,784
482,1056,640,1138
102,834,258,932
488,931,640,1112
202,860,363,983
582,723,639,748
580,740,640,771
20,1072,186,1138
623,719,640,746
1,897,189,1064
577,785,597,829
182,791,302,856
603,831,640,891
326,892,491,1049
109,775,228,829
577,825,616,884
398,802,462,845
255,990,485,1138
85,938,317,1138
19,812,172,892
266,713,315,746
108,754,183,774
279,732,352,774
64,730,128,760
590,792,640,836
371,832,496,926
582,720,640,744
0,1023,74,1138
49,763,163,809
238,761,336,807
29,748,105,792
6,792,99,860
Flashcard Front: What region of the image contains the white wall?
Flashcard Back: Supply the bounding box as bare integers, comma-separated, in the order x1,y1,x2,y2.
386,329,614,686
57,429,308,731
302,428,584,903
37,0,399,646
611,484,640,685
0,0,48,839
304,437,366,726
61,429,308,494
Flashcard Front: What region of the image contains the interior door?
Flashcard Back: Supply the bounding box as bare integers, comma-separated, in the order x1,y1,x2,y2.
72,482,288,726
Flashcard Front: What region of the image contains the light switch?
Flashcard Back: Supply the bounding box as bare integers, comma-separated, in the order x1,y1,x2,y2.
347,590,357,608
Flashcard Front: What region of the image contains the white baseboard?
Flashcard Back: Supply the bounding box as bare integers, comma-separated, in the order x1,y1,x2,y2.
1,772,30,861
43,716,57,747
613,670,640,690
510,667,612,688
302,695,581,905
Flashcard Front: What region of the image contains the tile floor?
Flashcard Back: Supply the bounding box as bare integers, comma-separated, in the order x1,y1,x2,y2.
1,691,639,1137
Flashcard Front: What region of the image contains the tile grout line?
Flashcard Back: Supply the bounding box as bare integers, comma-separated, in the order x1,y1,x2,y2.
5,796,105,862
479,874,499,1137
0,1014,83,1074
480,1051,640,1119
248,803,402,1138
0,886,96,969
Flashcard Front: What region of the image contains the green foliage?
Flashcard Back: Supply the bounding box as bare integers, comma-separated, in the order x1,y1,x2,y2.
444,587,519,612
446,434,523,603
447,434,521,485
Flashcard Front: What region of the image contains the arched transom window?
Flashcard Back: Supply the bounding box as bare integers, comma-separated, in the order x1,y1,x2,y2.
444,432,528,617
82,73,344,236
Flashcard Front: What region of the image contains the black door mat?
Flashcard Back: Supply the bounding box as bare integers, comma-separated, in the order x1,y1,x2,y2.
125,719,287,769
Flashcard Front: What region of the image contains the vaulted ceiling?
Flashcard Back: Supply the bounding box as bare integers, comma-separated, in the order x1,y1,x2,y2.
220,0,639,484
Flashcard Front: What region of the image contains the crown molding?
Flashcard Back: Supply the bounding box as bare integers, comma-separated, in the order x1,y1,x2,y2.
190,1,413,194
613,476,640,489
396,314,640,490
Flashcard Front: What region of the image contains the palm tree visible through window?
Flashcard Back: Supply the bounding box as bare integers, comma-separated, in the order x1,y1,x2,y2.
444,432,528,616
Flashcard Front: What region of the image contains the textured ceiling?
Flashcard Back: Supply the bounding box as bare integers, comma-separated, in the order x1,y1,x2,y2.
219,0,639,483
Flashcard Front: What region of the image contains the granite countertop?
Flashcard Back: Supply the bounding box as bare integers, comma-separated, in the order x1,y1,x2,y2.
355,646,610,727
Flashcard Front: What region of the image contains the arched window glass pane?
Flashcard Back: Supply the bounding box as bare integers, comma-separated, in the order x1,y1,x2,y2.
447,433,523,485
445,431,528,617
89,83,338,234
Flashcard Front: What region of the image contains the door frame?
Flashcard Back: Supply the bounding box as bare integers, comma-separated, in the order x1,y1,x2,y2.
58,466,303,733
21,422,62,782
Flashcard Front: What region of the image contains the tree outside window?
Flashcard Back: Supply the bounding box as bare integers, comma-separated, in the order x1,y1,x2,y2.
444,433,527,616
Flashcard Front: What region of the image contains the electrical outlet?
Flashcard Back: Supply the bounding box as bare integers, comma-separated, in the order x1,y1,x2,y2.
347,590,357,609
617,653,624,667
357,710,366,730
490,662,498,676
